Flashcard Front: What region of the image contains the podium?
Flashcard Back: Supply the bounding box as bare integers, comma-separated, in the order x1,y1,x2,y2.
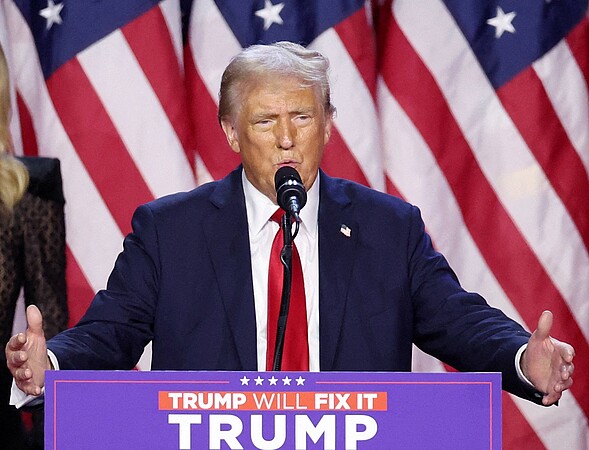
45,371,501,449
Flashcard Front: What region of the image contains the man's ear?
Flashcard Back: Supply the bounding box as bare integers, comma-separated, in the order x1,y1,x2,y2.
323,116,333,145
220,119,240,154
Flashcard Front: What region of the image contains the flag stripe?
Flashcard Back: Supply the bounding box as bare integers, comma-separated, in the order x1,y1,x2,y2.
379,81,589,448
122,4,195,172
391,0,589,339
321,127,370,186
77,30,193,199
536,26,589,175
502,393,547,449
185,48,240,180
380,9,589,417
158,0,184,66
188,0,241,102
533,36,589,180
496,70,589,251
379,83,524,326
566,17,589,91
311,28,384,190
47,58,153,235
186,0,242,180
16,92,37,156
333,7,377,100
513,393,589,449
384,176,402,199
65,247,95,327
6,2,125,293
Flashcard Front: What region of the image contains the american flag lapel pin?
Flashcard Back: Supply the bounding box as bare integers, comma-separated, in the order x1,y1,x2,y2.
340,224,351,238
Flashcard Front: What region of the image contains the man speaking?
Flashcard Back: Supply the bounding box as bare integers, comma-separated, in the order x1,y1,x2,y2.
7,42,574,408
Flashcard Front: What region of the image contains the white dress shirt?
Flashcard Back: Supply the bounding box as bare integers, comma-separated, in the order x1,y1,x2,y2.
242,170,320,371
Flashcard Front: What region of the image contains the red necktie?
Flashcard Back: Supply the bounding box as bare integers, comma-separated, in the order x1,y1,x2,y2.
266,209,309,371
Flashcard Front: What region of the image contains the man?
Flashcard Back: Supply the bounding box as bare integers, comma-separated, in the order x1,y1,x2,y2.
7,42,574,408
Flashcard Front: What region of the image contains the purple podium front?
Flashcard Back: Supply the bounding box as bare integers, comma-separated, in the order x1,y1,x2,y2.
45,370,501,449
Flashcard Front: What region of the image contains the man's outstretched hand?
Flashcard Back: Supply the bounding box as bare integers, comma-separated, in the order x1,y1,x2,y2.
5,305,51,396
521,310,575,406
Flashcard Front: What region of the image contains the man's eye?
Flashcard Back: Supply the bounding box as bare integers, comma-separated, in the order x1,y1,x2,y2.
252,120,272,131
295,115,311,124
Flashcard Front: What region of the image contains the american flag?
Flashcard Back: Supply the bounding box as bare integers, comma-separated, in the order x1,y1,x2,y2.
2,0,196,324
2,0,588,448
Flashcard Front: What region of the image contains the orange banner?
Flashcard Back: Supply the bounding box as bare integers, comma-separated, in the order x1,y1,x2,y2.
158,391,388,411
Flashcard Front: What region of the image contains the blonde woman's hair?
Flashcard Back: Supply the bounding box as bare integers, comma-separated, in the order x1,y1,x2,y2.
0,43,28,214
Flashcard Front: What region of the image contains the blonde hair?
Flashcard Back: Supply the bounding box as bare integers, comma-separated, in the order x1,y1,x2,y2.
0,43,28,214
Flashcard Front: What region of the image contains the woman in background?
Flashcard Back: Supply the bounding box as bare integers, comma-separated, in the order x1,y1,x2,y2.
0,43,68,449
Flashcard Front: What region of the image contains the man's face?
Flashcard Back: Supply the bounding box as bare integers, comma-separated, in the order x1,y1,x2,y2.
221,75,333,203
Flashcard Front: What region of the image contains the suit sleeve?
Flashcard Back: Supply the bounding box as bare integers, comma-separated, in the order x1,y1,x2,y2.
47,204,159,370
406,205,543,404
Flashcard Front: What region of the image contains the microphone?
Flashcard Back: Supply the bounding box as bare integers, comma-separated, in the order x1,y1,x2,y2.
274,166,307,221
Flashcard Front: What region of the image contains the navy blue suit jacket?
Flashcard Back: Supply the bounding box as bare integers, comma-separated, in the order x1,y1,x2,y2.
49,167,540,402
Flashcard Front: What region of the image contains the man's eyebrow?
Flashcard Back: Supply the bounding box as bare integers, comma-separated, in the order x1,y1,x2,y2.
292,106,315,114
251,110,313,119
250,112,277,121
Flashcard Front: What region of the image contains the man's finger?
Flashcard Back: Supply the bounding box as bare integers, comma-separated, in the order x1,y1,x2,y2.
16,379,41,397
15,367,32,381
560,342,576,363
26,305,44,335
535,310,553,340
6,333,26,351
10,350,27,366
542,391,562,406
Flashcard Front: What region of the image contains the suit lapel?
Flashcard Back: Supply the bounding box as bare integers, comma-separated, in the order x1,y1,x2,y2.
201,169,359,371
318,172,358,370
203,167,257,370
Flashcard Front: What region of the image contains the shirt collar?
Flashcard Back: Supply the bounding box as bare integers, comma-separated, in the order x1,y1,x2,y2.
242,168,319,238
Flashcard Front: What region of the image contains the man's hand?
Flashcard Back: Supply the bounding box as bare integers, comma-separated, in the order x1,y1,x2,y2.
5,305,51,396
521,310,575,406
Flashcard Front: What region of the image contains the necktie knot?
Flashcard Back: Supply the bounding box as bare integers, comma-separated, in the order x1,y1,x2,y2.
270,209,283,224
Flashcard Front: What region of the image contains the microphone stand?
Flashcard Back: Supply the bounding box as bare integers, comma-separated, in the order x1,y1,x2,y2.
271,212,296,371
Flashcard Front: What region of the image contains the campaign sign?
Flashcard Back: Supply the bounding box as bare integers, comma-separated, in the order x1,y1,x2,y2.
45,371,501,449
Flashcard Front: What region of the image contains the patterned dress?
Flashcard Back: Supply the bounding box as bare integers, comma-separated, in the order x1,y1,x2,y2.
0,157,68,449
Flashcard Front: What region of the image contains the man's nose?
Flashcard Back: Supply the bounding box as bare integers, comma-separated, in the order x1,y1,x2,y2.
275,120,295,149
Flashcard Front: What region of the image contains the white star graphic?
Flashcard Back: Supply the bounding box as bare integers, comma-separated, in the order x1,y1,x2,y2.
39,0,64,30
268,376,278,386
240,376,250,386
295,376,306,386
282,376,292,386
255,0,285,31
254,376,264,386
486,7,516,39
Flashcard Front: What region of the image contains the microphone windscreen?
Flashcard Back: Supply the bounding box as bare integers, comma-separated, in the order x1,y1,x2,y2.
274,167,307,213
274,166,302,190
